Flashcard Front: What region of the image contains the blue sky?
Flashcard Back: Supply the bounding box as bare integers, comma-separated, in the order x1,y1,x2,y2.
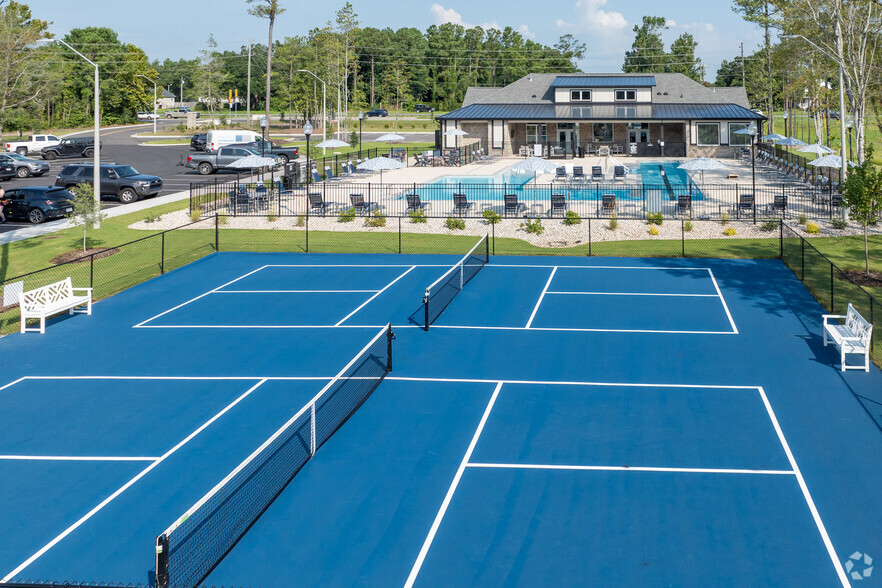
35,0,765,81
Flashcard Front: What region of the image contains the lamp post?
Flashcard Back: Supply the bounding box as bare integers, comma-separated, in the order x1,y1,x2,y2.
358,111,364,159
782,34,849,182
296,70,327,152
749,120,757,222
304,120,313,185
782,111,789,138
846,115,854,163
136,74,158,135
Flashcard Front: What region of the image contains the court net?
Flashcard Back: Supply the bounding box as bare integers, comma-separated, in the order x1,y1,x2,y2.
155,324,393,588
423,235,489,330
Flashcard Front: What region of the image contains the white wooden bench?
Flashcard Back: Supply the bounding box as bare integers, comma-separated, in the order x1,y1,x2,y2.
823,303,873,372
20,277,92,334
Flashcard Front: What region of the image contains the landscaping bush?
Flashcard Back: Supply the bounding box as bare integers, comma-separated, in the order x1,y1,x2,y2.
365,210,386,227
338,207,356,223
646,211,663,225
649,225,659,235
805,221,820,234
563,211,581,226
409,209,427,223
684,220,694,232
483,209,501,225
521,217,544,235
723,227,737,236
445,217,466,230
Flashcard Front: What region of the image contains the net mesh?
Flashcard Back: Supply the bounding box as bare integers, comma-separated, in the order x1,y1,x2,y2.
157,325,392,588
423,235,489,329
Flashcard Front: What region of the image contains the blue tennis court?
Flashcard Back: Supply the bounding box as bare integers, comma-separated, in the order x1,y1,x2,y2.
1,248,881,587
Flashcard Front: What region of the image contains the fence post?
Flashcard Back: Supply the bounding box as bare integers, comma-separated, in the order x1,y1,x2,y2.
215,213,219,252
779,220,783,258
681,219,685,257
306,207,309,253
398,214,402,254
588,218,592,256
830,263,835,313
90,252,94,289
801,236,805,281
492,221,495,255
161,232,166,274
871,299,876,351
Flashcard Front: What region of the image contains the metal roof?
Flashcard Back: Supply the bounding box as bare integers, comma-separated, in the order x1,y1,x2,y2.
551,76,657,88
438,102,766,121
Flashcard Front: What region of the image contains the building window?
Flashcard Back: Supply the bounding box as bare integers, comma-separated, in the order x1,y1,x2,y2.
729,122,751,146
570,90,592,102
615,106,637,118
526,123,547,144
615,89,637,101
572,107,592,118
592,123,613,142
696,122,720,146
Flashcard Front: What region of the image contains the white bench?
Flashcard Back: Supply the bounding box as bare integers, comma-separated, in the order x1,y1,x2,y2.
20,277,92,334
823,303,873,372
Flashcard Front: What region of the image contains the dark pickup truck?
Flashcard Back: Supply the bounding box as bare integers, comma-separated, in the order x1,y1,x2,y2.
185,146,281,175
229,141,299,165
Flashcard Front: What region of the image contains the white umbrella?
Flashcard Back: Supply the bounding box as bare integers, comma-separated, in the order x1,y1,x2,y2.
807,154,855,169
444,127,468,149
314,138,350,149
510,157,559,175
357,155,405,183
226,154,279,170
375,133,405,142
678,157,728,183
762,133,787,141
776,137,808,147
798,143,835,155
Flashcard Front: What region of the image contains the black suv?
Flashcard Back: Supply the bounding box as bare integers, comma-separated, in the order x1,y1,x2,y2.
191,133,207,151
41,137,99,160
2,186,74,224
365,108,388,117
414,104,434,113
0,160,14,181
55,164,163,204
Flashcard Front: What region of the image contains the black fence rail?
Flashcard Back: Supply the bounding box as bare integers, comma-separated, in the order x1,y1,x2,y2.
757,143,843,187
191,181,847,222
306,141,484,180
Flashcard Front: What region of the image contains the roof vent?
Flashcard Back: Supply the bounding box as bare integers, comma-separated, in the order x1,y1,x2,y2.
531,94,537,98
663,92,668,95
656,92,661,95
528,74,533,82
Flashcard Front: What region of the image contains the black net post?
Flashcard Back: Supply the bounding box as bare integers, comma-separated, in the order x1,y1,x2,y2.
423,291,430,331
386,325,394,371
484,231,490,261
156,534,170,588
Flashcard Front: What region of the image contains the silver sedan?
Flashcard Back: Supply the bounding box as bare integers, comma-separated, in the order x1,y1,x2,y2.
0,152,51,177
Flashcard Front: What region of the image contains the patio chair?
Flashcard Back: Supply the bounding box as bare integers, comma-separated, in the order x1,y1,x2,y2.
732,194,755,218
452,193,474,216
308,193,329,216
324,165,343,181
768,194,787,216
597,194,616,216
571,166,586,183
676,194,692,217
552,167,568,183
253,184,270,210
591,166,604,182
504,194,526,217
311,167,323,183
613,166,626,182
414,154,430,167
405,193,430,214
549,193,567,217
443,151,461,166
350,193,372,216
229,188,253,214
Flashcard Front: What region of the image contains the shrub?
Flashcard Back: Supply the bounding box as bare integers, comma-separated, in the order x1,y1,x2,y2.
720,212,730,225
520,217,544,235
483,208,501,225
446,216,466,230
295,215,305,227
338,207,356,223
408,209,427,223
608,213,618,230
646,211,663,225
217,214,229,225
267,212,278,223
365,210,387,227
684,220,694,232
830,218,848,230
760,219,778,232
564,210,582,226
723,227,737,236
798,213,808,225
805,221,820,234
649,225,659,236
189,207,202,222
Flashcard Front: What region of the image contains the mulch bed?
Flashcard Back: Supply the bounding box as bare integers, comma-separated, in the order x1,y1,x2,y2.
843,270,882,289
51,248,119,265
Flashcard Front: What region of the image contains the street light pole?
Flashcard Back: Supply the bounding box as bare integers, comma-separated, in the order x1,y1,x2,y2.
358,111,364,159
296,70,327,153
783,34,849,181
136,74,158,135
304,120,313,186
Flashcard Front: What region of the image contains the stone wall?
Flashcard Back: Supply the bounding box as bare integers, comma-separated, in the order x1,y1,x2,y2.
687,145,739,159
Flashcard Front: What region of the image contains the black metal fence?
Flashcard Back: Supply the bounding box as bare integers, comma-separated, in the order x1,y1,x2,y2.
305,142,484,180
190,180,846,221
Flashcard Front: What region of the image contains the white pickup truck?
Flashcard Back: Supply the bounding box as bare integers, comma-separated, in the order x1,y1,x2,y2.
4,134,61,156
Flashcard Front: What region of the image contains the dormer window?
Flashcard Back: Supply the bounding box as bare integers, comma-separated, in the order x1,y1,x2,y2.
570,90,592,102
615,89,637,101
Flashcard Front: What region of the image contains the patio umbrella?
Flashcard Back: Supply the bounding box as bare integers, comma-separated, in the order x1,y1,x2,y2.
357,155,405,183
678,157,728,183
798,143,835,155
375,133,405,156
314,138,350,149
807,154,855,169
444,128,468,149
226,154,279,171
762,133,787,141
776,137,808,147
510,157,559,175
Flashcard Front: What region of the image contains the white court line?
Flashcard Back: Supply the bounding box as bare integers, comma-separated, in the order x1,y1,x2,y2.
133,265,270,327
0,379,268,584
214,289,380,294
336,266,416,327
489,264,713,270
0,377,26,393
757,386,850,587
19,375,326,381
131,323,737,334
385,376,760,390
0,455,159,462
404,381,503,588
466,463,795,475
546,291,718,298
525,267,557,329
707,268,739,335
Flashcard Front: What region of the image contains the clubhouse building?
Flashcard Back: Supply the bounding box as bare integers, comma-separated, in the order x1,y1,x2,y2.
437,73,766,160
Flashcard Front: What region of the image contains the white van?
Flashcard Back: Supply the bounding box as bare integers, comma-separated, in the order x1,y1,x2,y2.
205,130,261,152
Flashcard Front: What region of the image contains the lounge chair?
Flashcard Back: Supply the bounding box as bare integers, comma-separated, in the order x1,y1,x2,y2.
478,148,498,161
571,166,586,183
598,194,616,216
591,166,603,182
676,194,692,217
552,167,568,183
549,193,567,217
452,193,474,216
732,194,755,218
308,193,329,216
311,167,323,183
613,166,626,182
504,194,526,217
768,194,787,216
324,165,342,181
350,193,372,216
405,193,430,213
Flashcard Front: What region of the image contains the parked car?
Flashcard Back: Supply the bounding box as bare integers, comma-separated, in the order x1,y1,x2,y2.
0,160,15,181
41,137,99,160
54,163,163,204
137,111,160,121
4,134,61,156
1,186,74,224
165,107,200,119
414,104,434,113
185,146,280,175
365,108,388,117
205,130,261,152
0,152,50,177
190,133,207,151
229,140,298,164
829,110,840,120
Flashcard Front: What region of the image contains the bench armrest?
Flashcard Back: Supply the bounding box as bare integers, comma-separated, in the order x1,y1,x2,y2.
822,314,846,325
71,287,93,294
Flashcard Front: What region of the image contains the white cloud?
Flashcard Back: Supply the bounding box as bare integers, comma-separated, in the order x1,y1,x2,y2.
557,0,628,32
678,22,716,33
666,20,677,28
519,24,536,39
429,4,502,31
